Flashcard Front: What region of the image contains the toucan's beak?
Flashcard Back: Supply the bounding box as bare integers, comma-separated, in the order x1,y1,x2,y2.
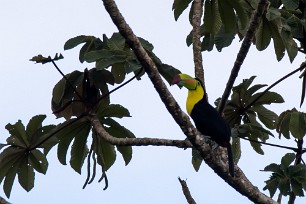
171,74,181,86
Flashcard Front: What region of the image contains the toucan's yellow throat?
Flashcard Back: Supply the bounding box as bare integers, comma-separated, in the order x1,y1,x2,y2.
171,74,205,115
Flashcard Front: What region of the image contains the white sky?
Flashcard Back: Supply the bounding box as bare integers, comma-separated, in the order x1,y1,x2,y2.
0,0,305,203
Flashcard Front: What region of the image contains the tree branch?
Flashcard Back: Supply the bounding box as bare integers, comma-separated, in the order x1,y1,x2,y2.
89,114,192,148
178,177,197,204
192,0,205,90
101,0,277,203
218,0,269,113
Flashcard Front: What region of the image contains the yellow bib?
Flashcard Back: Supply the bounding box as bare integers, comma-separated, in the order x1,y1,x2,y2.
186,84,204,115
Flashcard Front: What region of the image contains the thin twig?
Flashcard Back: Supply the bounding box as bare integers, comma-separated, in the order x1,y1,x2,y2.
178,177,197,204
243,63,306,111
28,116,84,151
95,68,143,105
218,0,269,113
51,60,83,100
239,137,301,152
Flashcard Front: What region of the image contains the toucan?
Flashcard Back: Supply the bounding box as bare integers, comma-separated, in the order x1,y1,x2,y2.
172,73,234,177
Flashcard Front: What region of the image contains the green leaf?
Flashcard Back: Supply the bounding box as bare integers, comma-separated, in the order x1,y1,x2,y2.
5,120,28,148
125,60,142,74
218,0,236,33
70,121,91,174
280,153,295,170
255,18,272,51
84,49,127,64
26,115,46,143
29,149,48,174
249,91,284,106
98,104,131,118
270,19,285,61
280,29,298,62
55,118,90,165
215,25,236,51
291,179,304,196
139,37,154,52
17,157,35,192
191,148,202,172
94,133,116,171
64,35,90,50
116,146,132,166
263,163,280,173
289,111,306,139
279,178,291,196
282,0,299,10
251,106,278,129
107,33,125,50
172,0,192,21
111,63,126,84
277,111,291,139
263,177,279,198
3,156,22,198
231,0,248,30
231,129,241,163
266,8,281,21
0,147,24,184
203,0,222,35
201,34,215,51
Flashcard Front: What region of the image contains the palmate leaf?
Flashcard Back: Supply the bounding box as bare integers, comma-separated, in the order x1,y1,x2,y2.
263,153,306,198
0,147,48,197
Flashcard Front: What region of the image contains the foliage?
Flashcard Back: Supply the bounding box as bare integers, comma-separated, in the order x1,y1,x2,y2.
2,0,306,203
263,153,306,198
174,0,301,62
277,108,306,139
0,115,53,197
217,76,283,158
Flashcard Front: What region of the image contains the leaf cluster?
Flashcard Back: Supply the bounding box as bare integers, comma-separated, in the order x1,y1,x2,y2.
263,153,306,198
277,108,306,139
64,33,180,85
173,0,303,62
218,76,284,157
0,115,54,197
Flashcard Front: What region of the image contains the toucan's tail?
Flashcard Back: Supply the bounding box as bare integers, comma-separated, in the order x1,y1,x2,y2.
227,143,235,177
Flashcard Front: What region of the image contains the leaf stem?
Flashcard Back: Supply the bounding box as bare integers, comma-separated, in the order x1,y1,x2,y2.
243,63,306,111
51,60,83,100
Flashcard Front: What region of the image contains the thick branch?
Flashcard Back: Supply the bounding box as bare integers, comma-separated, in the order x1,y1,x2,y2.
101,0,276,203
218,0,269,113
89,114,192,148
192,0,205,89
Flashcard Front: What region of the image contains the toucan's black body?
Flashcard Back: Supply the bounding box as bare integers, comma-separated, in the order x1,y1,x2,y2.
190,98,231,147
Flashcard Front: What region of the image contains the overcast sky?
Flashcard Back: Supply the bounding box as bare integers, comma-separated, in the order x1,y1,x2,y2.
0,0,305,203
